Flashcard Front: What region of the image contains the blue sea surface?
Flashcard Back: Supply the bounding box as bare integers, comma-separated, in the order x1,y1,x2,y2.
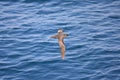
0,0,120,80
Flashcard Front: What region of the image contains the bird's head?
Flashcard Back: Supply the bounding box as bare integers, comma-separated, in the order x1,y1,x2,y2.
58,29,63,33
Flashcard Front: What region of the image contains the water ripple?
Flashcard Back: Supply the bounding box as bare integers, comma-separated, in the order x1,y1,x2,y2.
0,0,120,80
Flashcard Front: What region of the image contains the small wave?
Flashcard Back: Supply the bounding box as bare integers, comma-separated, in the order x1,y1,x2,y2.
0,0,120,80
0,0,51,3
108,15,120,19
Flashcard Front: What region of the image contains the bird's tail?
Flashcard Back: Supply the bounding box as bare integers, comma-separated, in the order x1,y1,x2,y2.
61,45,65,60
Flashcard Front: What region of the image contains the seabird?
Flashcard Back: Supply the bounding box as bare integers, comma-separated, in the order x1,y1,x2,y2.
51,29,68,59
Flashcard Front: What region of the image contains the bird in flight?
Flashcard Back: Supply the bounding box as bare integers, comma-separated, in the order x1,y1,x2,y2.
51,29,68,59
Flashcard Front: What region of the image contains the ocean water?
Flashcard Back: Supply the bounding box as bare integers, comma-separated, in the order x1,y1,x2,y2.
0,0,120,80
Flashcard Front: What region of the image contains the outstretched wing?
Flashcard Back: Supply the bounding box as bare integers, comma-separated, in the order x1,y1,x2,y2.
51,35,58,38
63,34,68,38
